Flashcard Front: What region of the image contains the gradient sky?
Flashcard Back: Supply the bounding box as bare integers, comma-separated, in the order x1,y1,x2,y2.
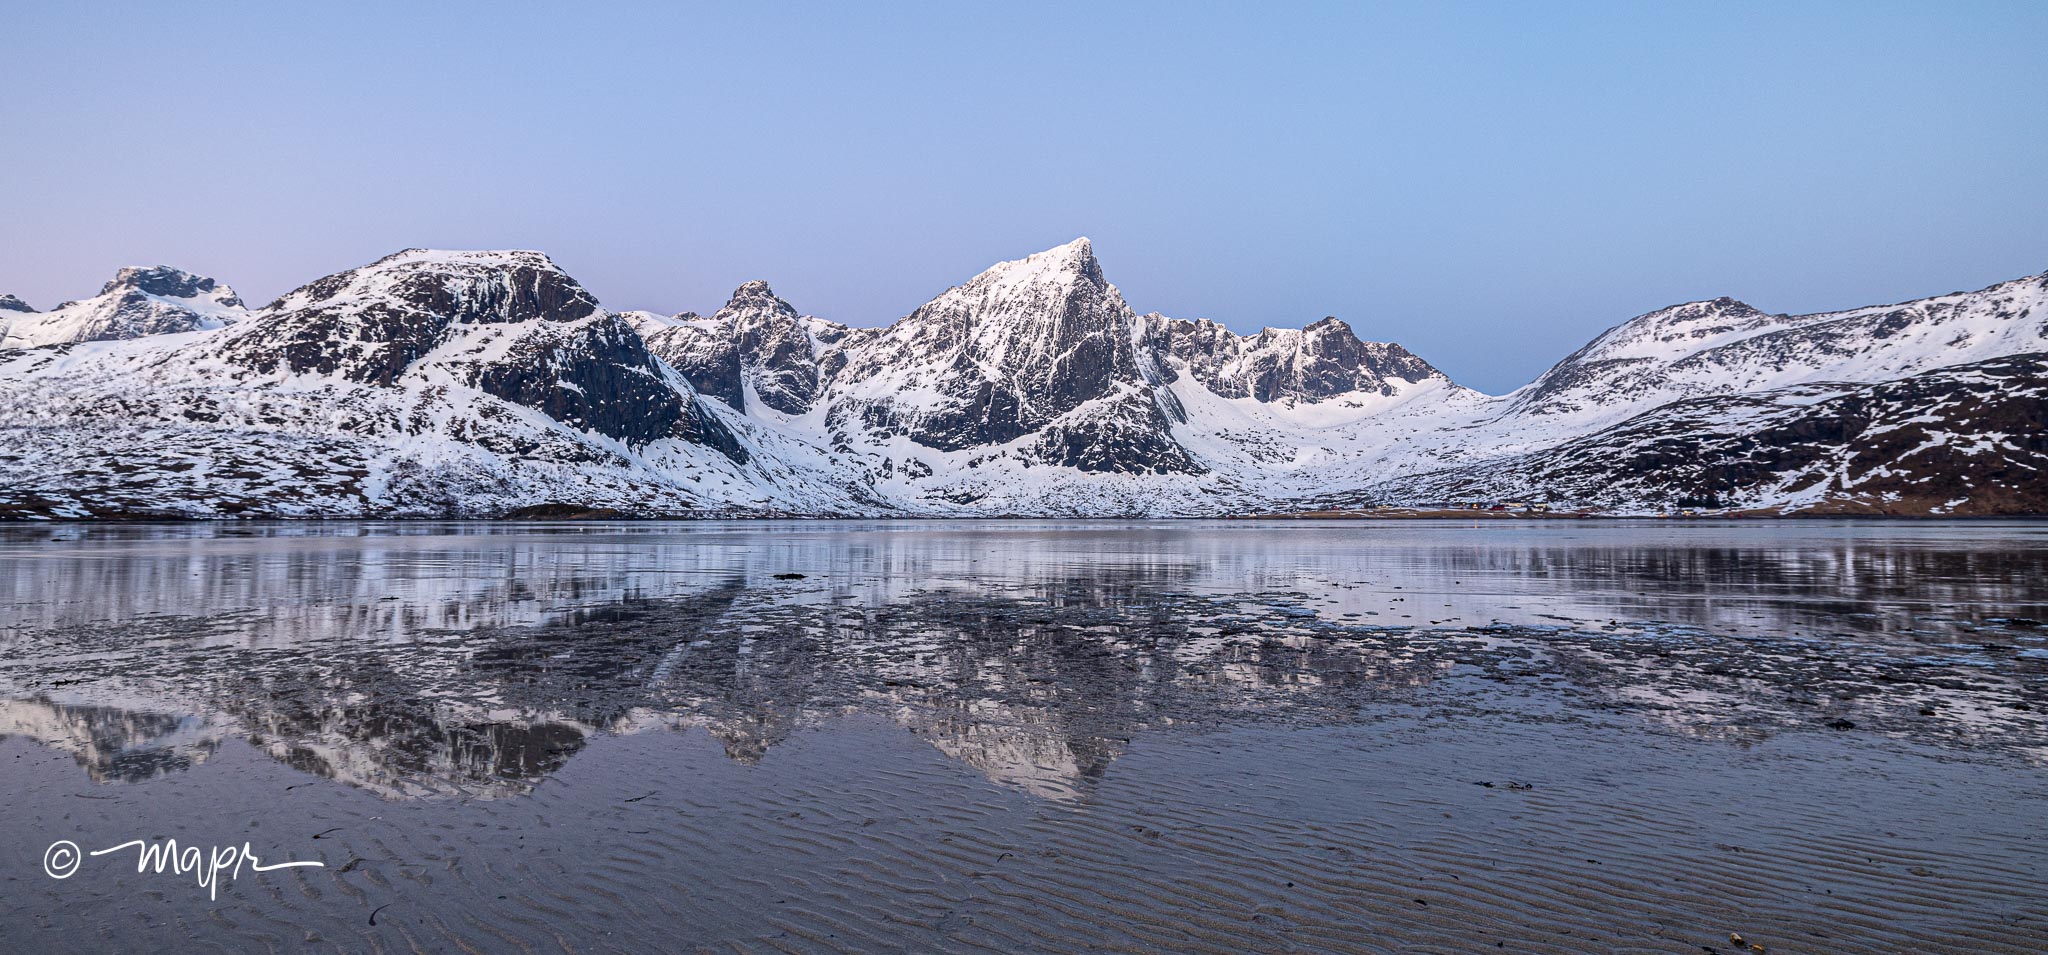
3,1,2043,393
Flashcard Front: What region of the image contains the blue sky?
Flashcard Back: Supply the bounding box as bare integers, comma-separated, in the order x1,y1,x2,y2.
2,1,2043,392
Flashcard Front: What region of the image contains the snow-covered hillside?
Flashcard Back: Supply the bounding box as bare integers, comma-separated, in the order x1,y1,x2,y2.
1,240,2041,518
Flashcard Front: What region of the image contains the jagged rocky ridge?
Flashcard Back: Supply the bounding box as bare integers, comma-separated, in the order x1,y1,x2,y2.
0,240,2041,517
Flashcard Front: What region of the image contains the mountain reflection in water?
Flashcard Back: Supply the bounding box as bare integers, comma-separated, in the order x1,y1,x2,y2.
2,521,2044,800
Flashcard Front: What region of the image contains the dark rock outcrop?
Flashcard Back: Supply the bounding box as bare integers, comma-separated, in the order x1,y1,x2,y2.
215,249,743,460
99,266,242,306
462,313,745,457
1,265,245,348
831,238,1201,472
1398,353,2048,515
642,281,828,416
221,249,600,385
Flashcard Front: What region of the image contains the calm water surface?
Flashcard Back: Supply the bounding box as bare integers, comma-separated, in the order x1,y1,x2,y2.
2,520,2045,952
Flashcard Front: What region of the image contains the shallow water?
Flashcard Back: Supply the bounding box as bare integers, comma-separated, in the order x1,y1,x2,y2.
3,520,2046,952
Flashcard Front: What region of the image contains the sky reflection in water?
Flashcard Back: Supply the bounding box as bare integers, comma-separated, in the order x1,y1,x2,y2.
2,520,2044,800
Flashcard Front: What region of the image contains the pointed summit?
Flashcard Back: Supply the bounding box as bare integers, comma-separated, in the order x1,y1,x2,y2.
827,234,1197,471
1044,235,1092,260
640,277,825,417
967,237,1104,294
0,293,34,313
721,278,820,415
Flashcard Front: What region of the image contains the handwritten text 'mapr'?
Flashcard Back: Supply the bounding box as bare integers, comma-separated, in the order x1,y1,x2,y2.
46,839,324,900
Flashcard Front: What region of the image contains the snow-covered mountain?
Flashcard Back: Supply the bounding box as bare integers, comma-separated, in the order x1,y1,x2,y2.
1153,313,1445,404
638,279,845,417
1360,352,2048,516
823,238,1201,478
0,250,863,518
0,265,247,349
0,240,2040,518
1507,272,2048,431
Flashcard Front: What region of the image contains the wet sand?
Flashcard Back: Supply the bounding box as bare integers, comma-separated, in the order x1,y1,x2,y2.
8,705,2045,952
2,521,2045,952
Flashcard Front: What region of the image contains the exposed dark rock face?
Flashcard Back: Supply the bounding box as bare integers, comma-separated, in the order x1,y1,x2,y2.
221,250,601,385
726,281,823,415
1511,275,2048,423
1156,315,1443,401
2,242,2041,518
644,322,743,410
1,265,246,348
831,238,1201,472
1396,353,2048,515
461,313,745,457
221,300,432,386
213,249,743,460
1028,391,1204,474
99,265,243,306
642,281,828,416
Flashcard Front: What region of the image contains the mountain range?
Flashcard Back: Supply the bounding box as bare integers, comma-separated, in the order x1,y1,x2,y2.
2,239,2042,518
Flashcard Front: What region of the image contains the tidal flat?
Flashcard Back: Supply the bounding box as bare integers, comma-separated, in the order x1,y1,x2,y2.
2,520,2044,953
